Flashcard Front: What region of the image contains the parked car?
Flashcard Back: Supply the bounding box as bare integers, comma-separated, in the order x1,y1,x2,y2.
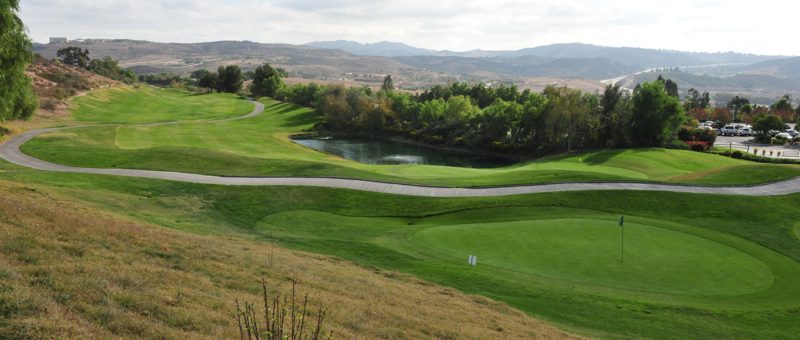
737,128,753,136
720,125,738,136
785,129,798,137
776,132,792,139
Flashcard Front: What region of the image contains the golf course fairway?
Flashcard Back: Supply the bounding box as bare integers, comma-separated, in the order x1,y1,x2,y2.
5,86,800,338
19,86,800,187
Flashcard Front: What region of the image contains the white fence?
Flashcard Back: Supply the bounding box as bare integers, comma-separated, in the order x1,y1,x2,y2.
718,142,800,159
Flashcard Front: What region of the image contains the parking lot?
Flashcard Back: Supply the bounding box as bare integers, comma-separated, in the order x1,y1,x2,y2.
715,135,800,159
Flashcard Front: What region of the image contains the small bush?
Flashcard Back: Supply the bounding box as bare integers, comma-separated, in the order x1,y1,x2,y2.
666,139,689,150
731,150,743,159
686,141,710,152
771,136,789,145
40,99,59,111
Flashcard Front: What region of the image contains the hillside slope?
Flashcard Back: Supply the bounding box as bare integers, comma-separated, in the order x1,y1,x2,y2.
26,56,118,117
0,180,578,339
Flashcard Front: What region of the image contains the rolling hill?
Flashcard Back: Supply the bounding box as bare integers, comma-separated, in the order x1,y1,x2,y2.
33,39,798,97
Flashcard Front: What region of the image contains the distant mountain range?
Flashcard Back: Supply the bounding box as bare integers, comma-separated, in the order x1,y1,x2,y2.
33,39,800,100
306,41,782,70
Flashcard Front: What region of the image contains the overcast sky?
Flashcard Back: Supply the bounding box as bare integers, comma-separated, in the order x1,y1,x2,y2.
20,0,800,56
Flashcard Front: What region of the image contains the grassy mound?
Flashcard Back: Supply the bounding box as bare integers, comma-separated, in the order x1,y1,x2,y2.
22,89,800,187
71,86,253,123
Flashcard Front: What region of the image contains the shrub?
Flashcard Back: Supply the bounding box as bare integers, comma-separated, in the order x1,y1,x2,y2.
731,150,743,159
771,136,789,145
666,139,689,150
235,279,332,340
686,141,710,152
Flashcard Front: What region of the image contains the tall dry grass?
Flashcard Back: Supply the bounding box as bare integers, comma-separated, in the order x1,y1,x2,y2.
0,180,581,339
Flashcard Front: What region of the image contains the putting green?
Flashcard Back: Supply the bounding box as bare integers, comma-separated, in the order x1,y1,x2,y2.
794,223,800,240
413,218,773,296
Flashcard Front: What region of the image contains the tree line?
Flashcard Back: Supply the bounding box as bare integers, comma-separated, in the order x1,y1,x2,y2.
56,47,137,83
230,63,699,156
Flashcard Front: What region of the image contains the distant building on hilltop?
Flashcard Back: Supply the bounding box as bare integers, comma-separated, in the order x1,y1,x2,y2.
49,37,68,44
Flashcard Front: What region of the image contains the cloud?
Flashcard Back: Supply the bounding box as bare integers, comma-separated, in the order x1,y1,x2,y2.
18,0,800,55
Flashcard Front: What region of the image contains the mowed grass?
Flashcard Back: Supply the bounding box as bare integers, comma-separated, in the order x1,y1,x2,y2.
0,180,575,339
413,219,772,296
23,87,800,187
70,86,253,123
2,160,800,339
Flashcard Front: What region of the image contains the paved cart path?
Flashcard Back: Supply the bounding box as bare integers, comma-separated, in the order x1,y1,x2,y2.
3,100,800,197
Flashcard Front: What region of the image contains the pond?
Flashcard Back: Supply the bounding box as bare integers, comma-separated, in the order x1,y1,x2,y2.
292,138,515,168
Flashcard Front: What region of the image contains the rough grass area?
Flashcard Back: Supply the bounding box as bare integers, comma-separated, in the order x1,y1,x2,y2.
2,162,800,339
0,181,575,339
22,92,800,187
70,86,253,123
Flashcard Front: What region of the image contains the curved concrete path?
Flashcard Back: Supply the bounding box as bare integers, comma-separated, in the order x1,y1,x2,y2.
2,99,799,197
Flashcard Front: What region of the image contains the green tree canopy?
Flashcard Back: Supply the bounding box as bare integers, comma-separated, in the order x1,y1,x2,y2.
382,75,394,92
753,114,785,142
771,95,794,113
190,69,210,80
56,46,90,68
215,65,243,94
0,0,37,122
250,63,285,98
630,81,686,147
87,56,136,83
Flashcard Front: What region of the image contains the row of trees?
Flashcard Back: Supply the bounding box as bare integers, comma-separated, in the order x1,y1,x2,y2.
312,80,688,155
0,0,38,123
240,63,691,155
56,47,137,83
685,89,798,126
195,65,245,94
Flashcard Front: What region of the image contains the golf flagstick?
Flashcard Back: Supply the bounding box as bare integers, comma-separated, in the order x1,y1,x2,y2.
619,215,624,264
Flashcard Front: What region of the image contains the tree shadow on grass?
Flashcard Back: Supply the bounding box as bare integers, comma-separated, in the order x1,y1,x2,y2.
582,149,627,165
281,110,322,128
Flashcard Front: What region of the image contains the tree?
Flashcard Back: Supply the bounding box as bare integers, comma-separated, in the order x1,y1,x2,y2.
684,88,710,111
87,56,136,83
382,75,394,92
190,69,210,80
771,95,795,122
664,79,679,98
198,73,218,92
753,114,785,142
0,0,38,123
215,65,243,94
599,84,627,147
250,63,284,98
56,46,90,68
630,81,686,147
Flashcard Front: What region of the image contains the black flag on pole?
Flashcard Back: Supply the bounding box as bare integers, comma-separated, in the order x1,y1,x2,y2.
619,215,624,227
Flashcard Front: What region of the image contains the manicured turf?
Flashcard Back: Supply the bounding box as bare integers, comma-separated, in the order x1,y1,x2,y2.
413,219,772,296
22,88,800,187
9,87,800,338
2,160,800,339
70,86,253,123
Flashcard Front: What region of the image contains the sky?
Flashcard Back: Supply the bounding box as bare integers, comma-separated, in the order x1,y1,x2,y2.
19,0,800,56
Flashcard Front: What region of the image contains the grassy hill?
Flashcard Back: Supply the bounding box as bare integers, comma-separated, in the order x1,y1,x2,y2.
1,157,800,338
21,87,800,187
0,179,574,339
5,87,800,338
